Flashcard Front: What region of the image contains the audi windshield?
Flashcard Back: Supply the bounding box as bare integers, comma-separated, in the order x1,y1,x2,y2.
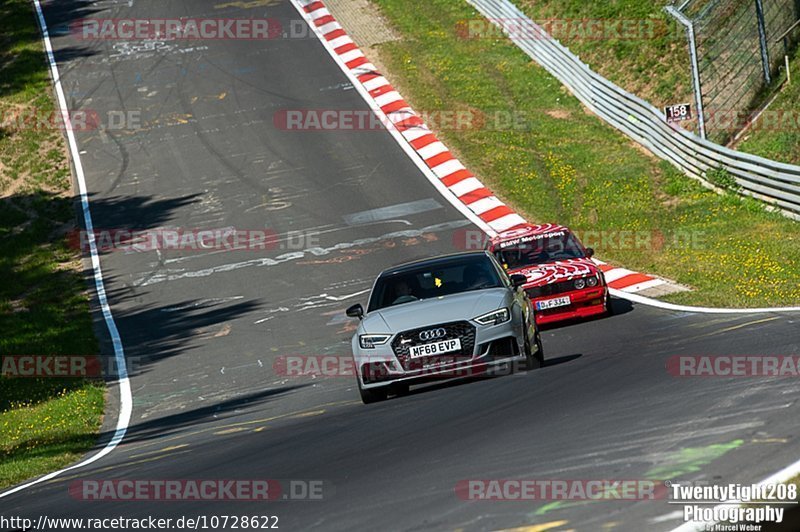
367,256,504,312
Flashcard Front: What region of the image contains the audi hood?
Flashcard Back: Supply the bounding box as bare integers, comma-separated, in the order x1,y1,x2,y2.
361,288,510,334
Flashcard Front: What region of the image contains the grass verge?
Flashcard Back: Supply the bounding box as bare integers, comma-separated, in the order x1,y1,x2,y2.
0,0,104,489
737,46,800,165
514,0,691,109
495,0,800,161
370,0,800,307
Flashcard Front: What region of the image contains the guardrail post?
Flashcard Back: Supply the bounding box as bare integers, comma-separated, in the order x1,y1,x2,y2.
665,6,707,139
754,0,772,84
775,19,800,84
468,0,800,218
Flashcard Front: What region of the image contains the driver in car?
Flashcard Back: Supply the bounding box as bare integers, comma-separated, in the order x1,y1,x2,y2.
392,279,418,305
463,265,493,290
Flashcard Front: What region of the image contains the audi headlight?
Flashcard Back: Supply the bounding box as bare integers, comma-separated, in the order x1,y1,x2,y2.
359,334,391,349
586,275,599,287
574,278,586,290
474,308,510,326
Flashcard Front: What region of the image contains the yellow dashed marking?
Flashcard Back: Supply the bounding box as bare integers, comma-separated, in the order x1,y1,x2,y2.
499,521,570,532
49,450,193,483
120,400,357,453
214,427,248,435
291,410,325,418
692,316,780,340
129,444,189,459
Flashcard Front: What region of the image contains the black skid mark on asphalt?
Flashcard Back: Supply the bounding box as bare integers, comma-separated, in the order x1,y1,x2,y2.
175,57,271,194
101,128,131,194
202,55,310,105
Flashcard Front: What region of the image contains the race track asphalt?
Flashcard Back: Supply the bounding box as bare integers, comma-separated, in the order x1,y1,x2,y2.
3,1,800,530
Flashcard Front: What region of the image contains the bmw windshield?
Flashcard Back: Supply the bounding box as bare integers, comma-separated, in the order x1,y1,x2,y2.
493,230,586,270
368,256,504,312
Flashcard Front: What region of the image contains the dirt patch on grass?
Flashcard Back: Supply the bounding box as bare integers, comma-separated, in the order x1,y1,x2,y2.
324,0,399,75
545,109,571,119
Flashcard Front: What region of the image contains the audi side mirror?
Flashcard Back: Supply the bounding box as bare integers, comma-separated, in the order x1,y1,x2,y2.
346,304,364,320
585,247,595,258
510,274,527,289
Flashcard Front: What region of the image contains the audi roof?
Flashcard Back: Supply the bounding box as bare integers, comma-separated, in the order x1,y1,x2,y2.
378,251,493,277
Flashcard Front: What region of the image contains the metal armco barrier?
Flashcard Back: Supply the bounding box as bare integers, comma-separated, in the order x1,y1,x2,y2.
466,0,800,219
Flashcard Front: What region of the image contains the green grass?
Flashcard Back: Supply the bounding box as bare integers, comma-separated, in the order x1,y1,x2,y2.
737,47,800,165
515,0,692,113
0,0,104,489
514,0,800,160
371,0,800,307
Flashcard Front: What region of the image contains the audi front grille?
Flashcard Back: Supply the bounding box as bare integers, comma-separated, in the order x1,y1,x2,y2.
391,321,476,371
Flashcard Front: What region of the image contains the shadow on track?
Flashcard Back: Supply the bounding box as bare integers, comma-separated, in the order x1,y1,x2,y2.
96,384,311,447
392,353,583,399
0,192,202,417
540,296,634,332
544,353,582,368
72,193,267,380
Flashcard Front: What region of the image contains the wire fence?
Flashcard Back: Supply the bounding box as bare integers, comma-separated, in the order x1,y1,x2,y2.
672,0,800,143
466,0,800,219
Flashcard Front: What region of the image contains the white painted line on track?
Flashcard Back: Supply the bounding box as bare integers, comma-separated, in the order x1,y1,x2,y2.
0,1,133,499
611,289,800,314
292,0,800,316
289,3,800,531
288,0,498,239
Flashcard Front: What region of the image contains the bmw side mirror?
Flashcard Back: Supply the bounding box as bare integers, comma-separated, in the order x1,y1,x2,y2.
585,247,595,258
346,304,364,320
510,274,527,289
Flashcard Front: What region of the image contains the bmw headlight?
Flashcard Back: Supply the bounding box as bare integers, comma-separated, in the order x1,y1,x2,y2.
586,275,599,287
359,334,391,349
574,278,586,290
474,308,510,326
